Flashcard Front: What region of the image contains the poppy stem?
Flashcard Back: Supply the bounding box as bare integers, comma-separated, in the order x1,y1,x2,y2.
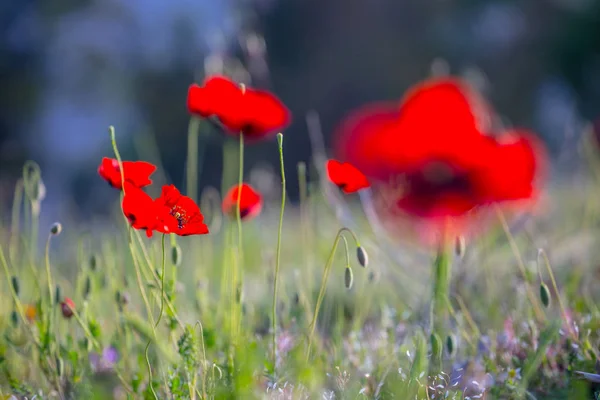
430,230,451,373
306,227,359,361
186,117,201,202
154,233,166,329
272,133,286,373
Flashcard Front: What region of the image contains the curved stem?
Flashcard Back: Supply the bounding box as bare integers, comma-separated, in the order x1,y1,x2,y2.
306,228,354,361
272,133,286,371
495,205,545,322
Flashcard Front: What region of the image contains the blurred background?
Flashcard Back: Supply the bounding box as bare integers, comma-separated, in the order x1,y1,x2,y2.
0,0,599,225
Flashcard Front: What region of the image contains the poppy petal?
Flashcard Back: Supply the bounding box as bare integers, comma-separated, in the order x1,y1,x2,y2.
222,183,263,221
325,159,370,193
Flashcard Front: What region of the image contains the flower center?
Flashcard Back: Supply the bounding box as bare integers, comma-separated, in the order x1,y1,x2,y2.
406,161,472,198
170,207,189,229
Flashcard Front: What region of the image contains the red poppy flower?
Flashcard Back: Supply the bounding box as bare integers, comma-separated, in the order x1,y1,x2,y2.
155,185,210,236
122,183,169,238
98,157,156,190
60,297,75,319
222,183,263,221
333,77,546,229
187,75,291,140
326,159,370,193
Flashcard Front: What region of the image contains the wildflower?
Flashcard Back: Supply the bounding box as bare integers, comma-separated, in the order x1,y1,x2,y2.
60,297,75,319
155,185,210,236
325,159,370,194
221,183,263,221
332,77,546,240
187,75,291,140
25,304,37,322
89,346,119,373
122,183,209,237
122,183,169,237
98,157,156,190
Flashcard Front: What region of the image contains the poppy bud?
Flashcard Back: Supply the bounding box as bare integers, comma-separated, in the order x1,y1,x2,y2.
356,246,369,268
11,276,19,297
11,310,19,327
171,244,182,267
56,356,64,377
446,334,455,356
50,222,62,236
83,276,92,299
89,254,97,271
60,297,75,319
55,285,62,305
540,282,551,308
344,266,354,289
455,236,465,258
430,332,442,359
236,283,243,304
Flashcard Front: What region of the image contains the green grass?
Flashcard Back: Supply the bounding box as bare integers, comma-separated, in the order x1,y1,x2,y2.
2,131,600,400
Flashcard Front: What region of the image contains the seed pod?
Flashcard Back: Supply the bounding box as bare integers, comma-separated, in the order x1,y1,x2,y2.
89,254,97,271
446,334,455,356
344,266,354,289
455,236,465,258
11,276,19,297
540,282,551,308
50,222,62,236
356,246,368,268
171,244,182,267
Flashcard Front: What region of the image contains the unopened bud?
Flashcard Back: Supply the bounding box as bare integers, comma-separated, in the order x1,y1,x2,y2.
60,298,75,319
56,356,64,377
11,276,19,297
430,333,442,359
446,334,455,356
356,246,368,268
89,254,97,271
455,236,465,258
171,244,182,267
50,222,62,236
83,276,92,299
54,285,62,305
344,267,354,289
540,282,551,308
10,310,19,327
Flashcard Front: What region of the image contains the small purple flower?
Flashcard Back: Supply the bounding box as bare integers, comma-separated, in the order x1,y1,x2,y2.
90,346,119,373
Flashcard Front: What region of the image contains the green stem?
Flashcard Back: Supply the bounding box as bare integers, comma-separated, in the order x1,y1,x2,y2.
430,237,451,373
233,132,244,342
155,234,167,329
272,133,286,371
186,117,201,202
306,228,355,361
432,242,450,335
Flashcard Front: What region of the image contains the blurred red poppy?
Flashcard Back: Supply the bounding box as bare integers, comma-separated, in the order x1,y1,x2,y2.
155,185,210,236
187,75,290,140
60,297,75,319
333,77,546,235
326,159,370,194
222,183,263,221
98,157,156,190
